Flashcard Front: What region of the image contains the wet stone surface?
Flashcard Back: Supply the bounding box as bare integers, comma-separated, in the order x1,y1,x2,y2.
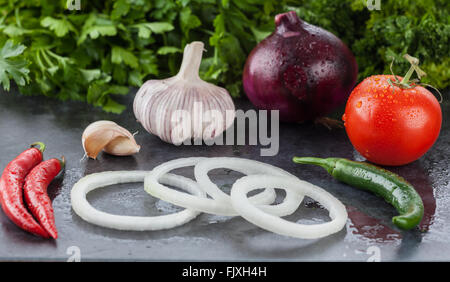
0,89,449,261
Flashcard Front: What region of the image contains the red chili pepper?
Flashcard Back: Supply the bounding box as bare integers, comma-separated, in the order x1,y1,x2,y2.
0,142,49,238
24,157,64,239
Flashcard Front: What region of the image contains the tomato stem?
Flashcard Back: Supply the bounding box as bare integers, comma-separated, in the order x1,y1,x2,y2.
400,54,426,85
388,54,443,102
389,54,430,91
400,64,416,85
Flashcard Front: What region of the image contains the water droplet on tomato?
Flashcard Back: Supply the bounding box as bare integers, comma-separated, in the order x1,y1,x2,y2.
356,101,362,108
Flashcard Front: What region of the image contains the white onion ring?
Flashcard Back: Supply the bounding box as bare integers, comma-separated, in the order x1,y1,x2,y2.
231,175,348,239
144,157,303,216
145,157,265,216
194,157,304,216
71,171,204,231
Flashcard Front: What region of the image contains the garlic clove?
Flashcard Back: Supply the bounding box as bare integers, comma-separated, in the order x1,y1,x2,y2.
82,129,116,159
103,136,141,156
82,121,117,158
82,120,117,140
82,120,140,159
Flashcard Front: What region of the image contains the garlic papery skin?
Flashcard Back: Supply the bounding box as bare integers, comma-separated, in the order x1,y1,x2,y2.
133,41,235,145
82,120,141,159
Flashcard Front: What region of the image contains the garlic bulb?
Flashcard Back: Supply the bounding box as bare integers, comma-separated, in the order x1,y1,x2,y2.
133,41,235,145
82,120,140,159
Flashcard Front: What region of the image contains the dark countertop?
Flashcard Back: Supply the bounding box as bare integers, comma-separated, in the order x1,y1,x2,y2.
0,88,449,262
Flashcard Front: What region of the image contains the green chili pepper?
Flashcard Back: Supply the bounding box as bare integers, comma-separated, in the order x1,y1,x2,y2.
292,157,424,230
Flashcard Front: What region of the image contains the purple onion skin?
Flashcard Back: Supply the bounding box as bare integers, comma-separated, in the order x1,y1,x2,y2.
243,11,358,122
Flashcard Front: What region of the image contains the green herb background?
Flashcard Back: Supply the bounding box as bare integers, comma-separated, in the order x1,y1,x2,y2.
0,0,449,113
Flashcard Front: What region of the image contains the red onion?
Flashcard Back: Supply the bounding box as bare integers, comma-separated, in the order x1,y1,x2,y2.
243,11,358,122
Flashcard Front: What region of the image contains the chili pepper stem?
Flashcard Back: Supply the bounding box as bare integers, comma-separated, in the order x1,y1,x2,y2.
30,142,46,153
56,156,66,179
59,156,66,169
292,157,338,174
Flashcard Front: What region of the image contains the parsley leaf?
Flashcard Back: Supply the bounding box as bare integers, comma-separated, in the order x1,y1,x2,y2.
157,46,182,55
77,14,117,45
0,40,29,91
131,22,174,39
111,46,139,68
41,17,76,37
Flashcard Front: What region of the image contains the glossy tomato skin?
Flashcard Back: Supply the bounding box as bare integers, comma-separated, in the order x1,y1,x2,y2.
343,75,442,166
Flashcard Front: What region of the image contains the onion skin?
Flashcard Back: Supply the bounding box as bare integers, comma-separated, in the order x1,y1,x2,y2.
243,11,358,122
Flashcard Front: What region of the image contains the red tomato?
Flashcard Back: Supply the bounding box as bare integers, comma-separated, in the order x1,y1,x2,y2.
343,75,442,166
